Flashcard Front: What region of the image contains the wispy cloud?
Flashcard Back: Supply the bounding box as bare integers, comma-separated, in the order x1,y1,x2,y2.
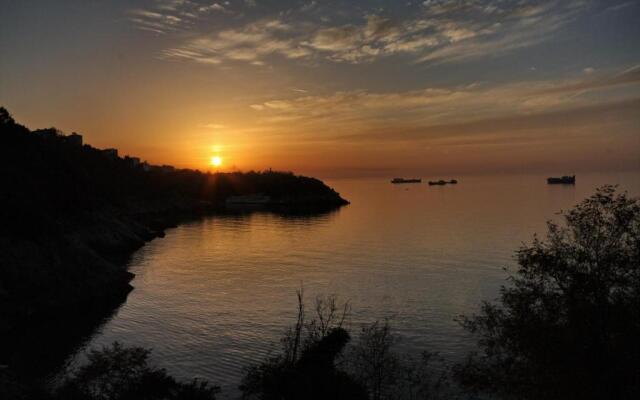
247,66,640,138
147,0,593,65
414,0,590,64
163,18,311,64
128,9,186,34
536,64,640,94
128,0,232,34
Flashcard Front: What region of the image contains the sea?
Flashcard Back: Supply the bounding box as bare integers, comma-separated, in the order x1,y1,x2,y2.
64,172,640,398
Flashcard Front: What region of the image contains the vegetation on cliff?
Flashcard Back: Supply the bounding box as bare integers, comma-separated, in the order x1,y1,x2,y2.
0,106,347,376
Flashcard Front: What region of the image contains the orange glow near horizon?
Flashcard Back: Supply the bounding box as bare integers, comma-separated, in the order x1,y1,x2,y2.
2,1,639,178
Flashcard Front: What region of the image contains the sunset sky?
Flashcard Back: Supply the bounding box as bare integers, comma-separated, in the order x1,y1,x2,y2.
1,0,639,177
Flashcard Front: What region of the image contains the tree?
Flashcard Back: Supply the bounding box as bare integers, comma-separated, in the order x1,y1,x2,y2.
347,320,452,400
240,291,367,400
0,106,15,126
348,320,398,400
455,185,640,400
55,342,219,400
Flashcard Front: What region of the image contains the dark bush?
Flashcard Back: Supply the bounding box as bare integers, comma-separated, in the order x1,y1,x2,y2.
54,342,219,400
455,186,640,400
240,292,367,400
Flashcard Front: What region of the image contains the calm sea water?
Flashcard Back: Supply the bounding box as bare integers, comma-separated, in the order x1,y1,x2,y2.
68,172,640,397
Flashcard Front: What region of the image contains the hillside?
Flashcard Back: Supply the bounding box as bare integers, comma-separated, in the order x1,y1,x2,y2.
0,107,348,374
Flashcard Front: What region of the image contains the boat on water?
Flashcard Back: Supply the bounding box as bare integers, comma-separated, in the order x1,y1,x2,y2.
428,179,458,186
547,175,575,184
391,178,422,184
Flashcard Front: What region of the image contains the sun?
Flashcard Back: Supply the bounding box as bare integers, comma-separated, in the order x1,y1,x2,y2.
211,156,222,167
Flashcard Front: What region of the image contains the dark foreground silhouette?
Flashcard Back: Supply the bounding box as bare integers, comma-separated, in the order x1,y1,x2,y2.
239,293,451,400
455,185,640,399
0,107,347,381
33,186,632,400
1,342,220,400
1,105,638,399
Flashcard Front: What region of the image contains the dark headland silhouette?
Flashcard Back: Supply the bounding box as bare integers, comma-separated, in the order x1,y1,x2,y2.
0,107,347,377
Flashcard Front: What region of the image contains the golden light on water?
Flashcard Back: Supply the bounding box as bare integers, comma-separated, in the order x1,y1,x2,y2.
211,156,222,167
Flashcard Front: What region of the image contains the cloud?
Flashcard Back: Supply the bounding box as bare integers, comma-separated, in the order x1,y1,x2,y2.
310,26,361,51
136,0,593,65
246,66,640,139
536,64,640,94
163,18,310,64
604,1,637,12
128,0,233,33
414,1,589,64
128,9,186,34
328,98,640,150
199,3,226,13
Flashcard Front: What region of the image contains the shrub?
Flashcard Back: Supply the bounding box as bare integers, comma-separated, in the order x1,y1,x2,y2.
55,342,219,400
455,186,640,400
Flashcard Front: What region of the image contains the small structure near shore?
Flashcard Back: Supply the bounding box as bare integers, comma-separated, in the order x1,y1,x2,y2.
226,194,271,205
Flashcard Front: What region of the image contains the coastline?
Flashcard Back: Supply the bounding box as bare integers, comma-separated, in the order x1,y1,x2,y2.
1,192,348,384
0,108,349,382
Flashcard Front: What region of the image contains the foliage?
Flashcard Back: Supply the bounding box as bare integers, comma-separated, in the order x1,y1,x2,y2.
241,291,453,400
54,342,219,400
348,320,398,400
0,106,15,125
240,291,367,400
392,351,451,400
455,185,640,400
0,367,41,400
347,320,452,400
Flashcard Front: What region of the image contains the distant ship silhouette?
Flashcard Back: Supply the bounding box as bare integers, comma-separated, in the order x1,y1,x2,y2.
428,179,458,186
391,178,421,184
547,175,576,184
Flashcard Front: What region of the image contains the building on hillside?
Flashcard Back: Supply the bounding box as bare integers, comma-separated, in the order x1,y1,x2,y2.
125,156,141,167
66,132,83,146
33,128,61,139
101,148,118,160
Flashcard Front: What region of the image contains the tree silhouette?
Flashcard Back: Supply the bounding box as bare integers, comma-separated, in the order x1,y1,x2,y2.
0,107,15,125
455,185,640,400
55,342,219,400
240,292,366,400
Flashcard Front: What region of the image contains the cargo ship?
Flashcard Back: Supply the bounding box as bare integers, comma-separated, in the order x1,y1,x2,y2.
391,178,422,184
428,179,458,185
547,175,575,184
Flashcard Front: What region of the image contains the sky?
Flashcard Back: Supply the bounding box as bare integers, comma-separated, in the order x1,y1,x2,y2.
1,0,639,177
